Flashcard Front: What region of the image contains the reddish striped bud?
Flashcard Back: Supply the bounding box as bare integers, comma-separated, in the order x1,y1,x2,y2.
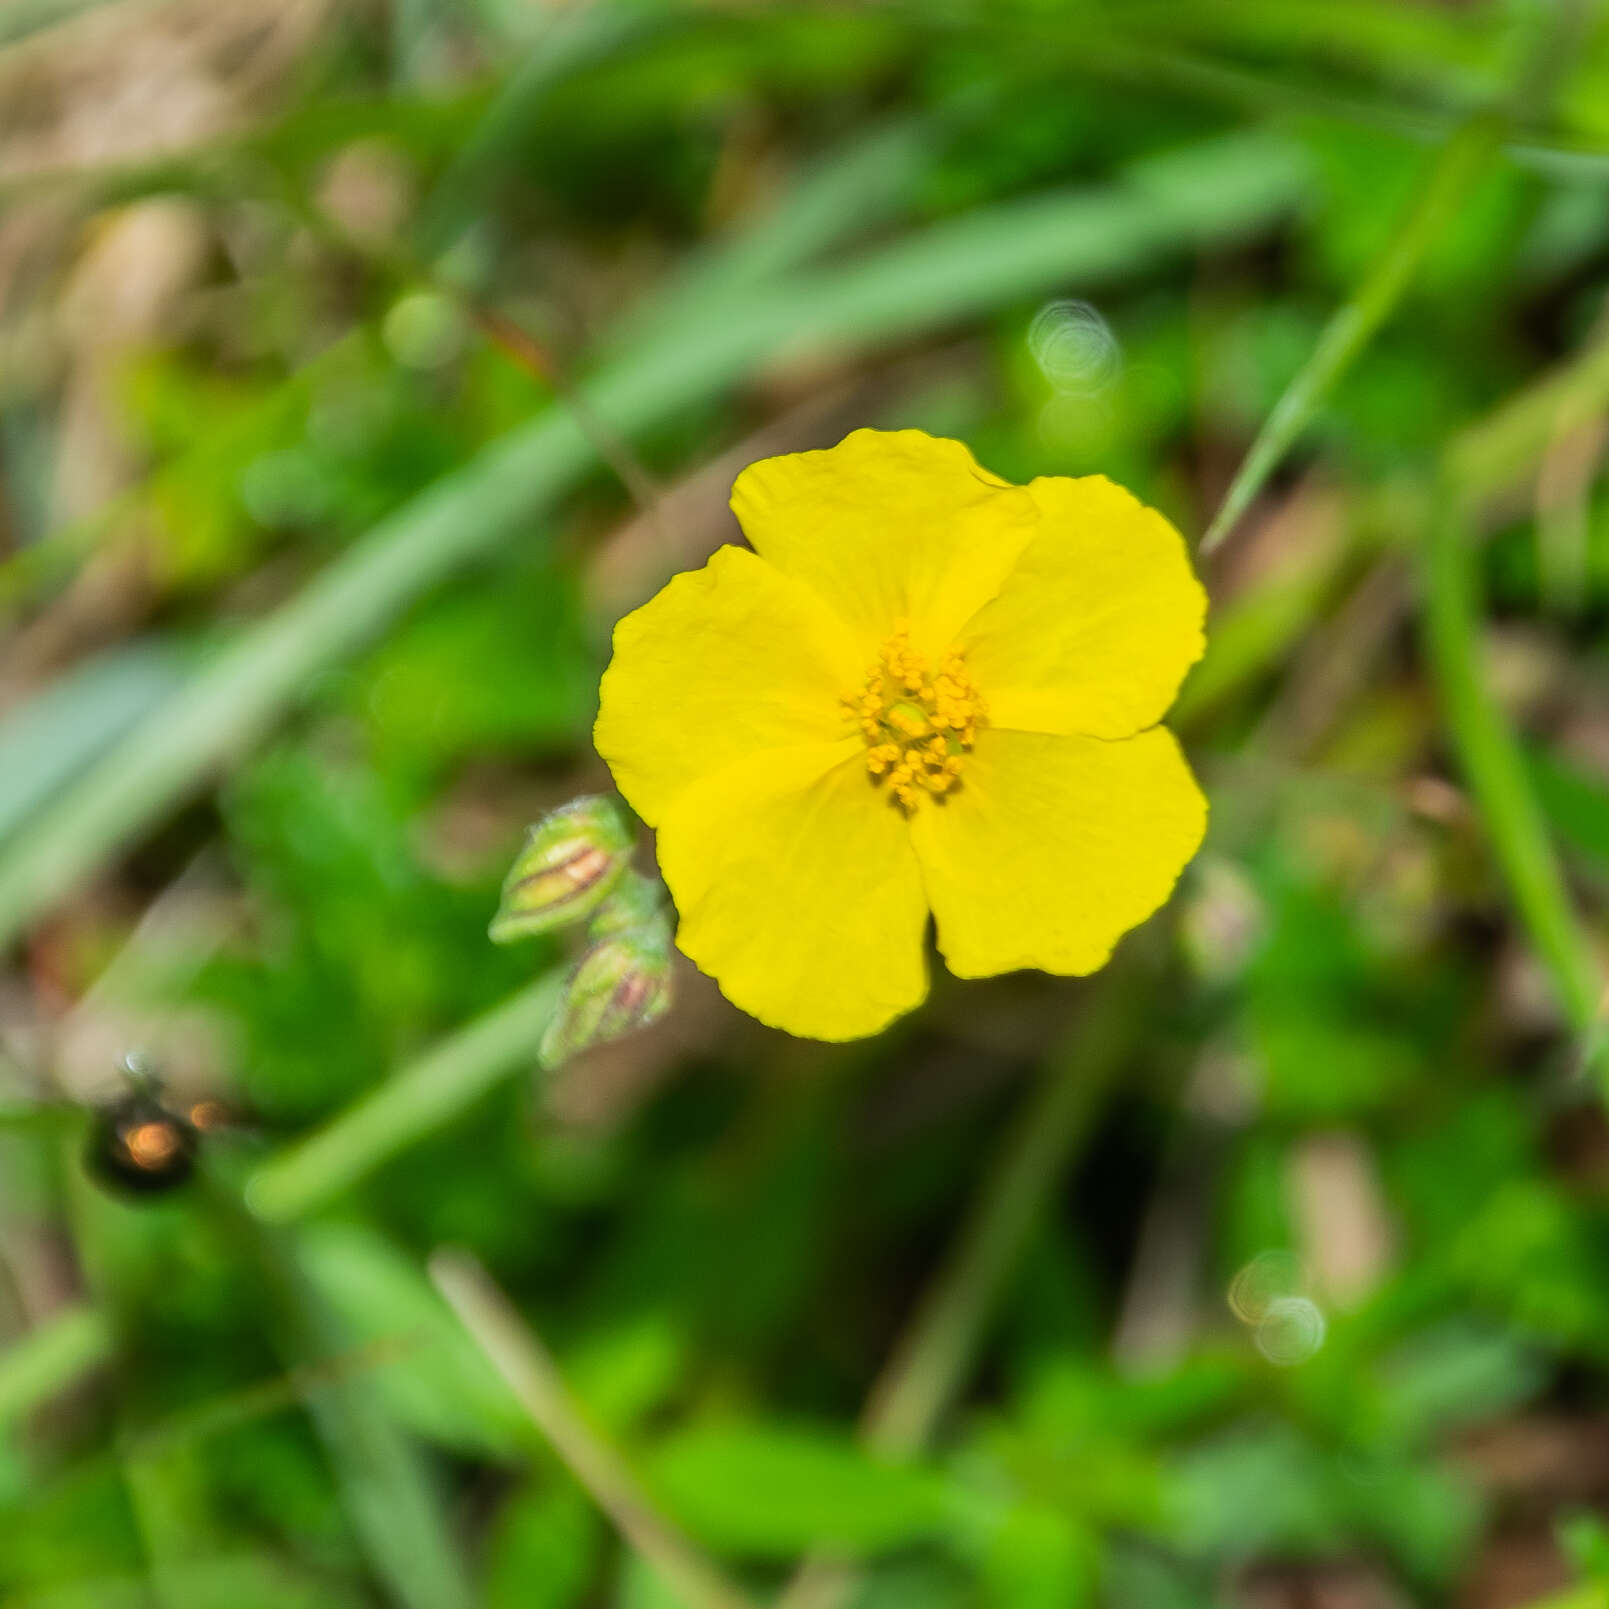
539,911,674,1066
489,796,633,943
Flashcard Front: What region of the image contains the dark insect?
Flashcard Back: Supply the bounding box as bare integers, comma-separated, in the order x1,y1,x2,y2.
2,1052,241,1202
80,1055,224,1199
86,1087,201,1197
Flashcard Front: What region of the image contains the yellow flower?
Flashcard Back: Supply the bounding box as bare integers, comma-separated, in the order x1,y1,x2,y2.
595,428,1208,1041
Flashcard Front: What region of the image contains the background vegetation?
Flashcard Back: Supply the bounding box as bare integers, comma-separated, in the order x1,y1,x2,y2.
5,2,1609,1606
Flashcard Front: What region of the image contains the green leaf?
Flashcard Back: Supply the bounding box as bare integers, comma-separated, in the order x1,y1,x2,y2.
977,1505,1099,1609
563,1313,687,1437
485,1484,602,1609
1372,1323,1544,1448
648,1422,950,1557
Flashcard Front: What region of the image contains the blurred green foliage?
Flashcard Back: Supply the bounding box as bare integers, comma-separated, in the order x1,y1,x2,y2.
5,2,1609,1608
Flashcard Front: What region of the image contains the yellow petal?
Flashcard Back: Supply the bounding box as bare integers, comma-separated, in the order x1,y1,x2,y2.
657,747,930,1040
731,429,1040,660
595,544,863,827
957,476,1206,740
909,727,1206,978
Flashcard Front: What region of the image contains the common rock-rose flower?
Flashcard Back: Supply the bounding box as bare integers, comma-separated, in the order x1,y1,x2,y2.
595,428,1207,1040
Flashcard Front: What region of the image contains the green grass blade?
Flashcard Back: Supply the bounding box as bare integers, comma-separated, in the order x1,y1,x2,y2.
414,2,659,257
1421,486,1603,1047
432,1252,756,1609
0,644,185,847
1200,115,1502,553
209,1184,477,1609
246,973,563,1223
1445,318,1609,507
0,1303,113,1429
773,975,1142,1609
0,131,1307,953
1081,38,1609,181
272,1271,477,1609
860,977,1141,1462
605,114,936,355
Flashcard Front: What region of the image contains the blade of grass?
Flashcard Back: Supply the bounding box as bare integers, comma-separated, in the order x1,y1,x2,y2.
1421,483,1605,1062
603,113,936,356
1074,37,1609,181
1189,313,1609,748
1201,0,1593,554
1119,0,1505,83
776,972,1143,1609
1428,300,1609,1068
430,1250,756,1609
206,1180,477,1609
0,643,184,846
1200,111,1503,553
859,983,1138,1460
899,0,1609,181
245,972,563,1223
1445,305,1609,507
1172,486,1360,727
413,1,662,257
0,130,1307,953
11,1336,421,1533
0,1302,112,1428
53,1157,172,1607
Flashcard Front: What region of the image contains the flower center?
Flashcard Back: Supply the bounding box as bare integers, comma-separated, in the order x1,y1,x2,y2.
843,622,985,810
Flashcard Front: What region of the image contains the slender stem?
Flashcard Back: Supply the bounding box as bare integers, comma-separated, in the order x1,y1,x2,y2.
776,978,1140,1609
0,1301,112,1428
245,973,563,1223
430,1250,757,1609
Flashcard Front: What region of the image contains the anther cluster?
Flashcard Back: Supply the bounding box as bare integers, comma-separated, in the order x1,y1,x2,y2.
845,623,984,809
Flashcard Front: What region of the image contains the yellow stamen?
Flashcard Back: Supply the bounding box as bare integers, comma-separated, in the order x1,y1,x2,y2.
840,624,985,811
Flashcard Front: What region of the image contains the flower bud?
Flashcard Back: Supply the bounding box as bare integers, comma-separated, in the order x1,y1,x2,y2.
489,796,633,943
540,913,673,1066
